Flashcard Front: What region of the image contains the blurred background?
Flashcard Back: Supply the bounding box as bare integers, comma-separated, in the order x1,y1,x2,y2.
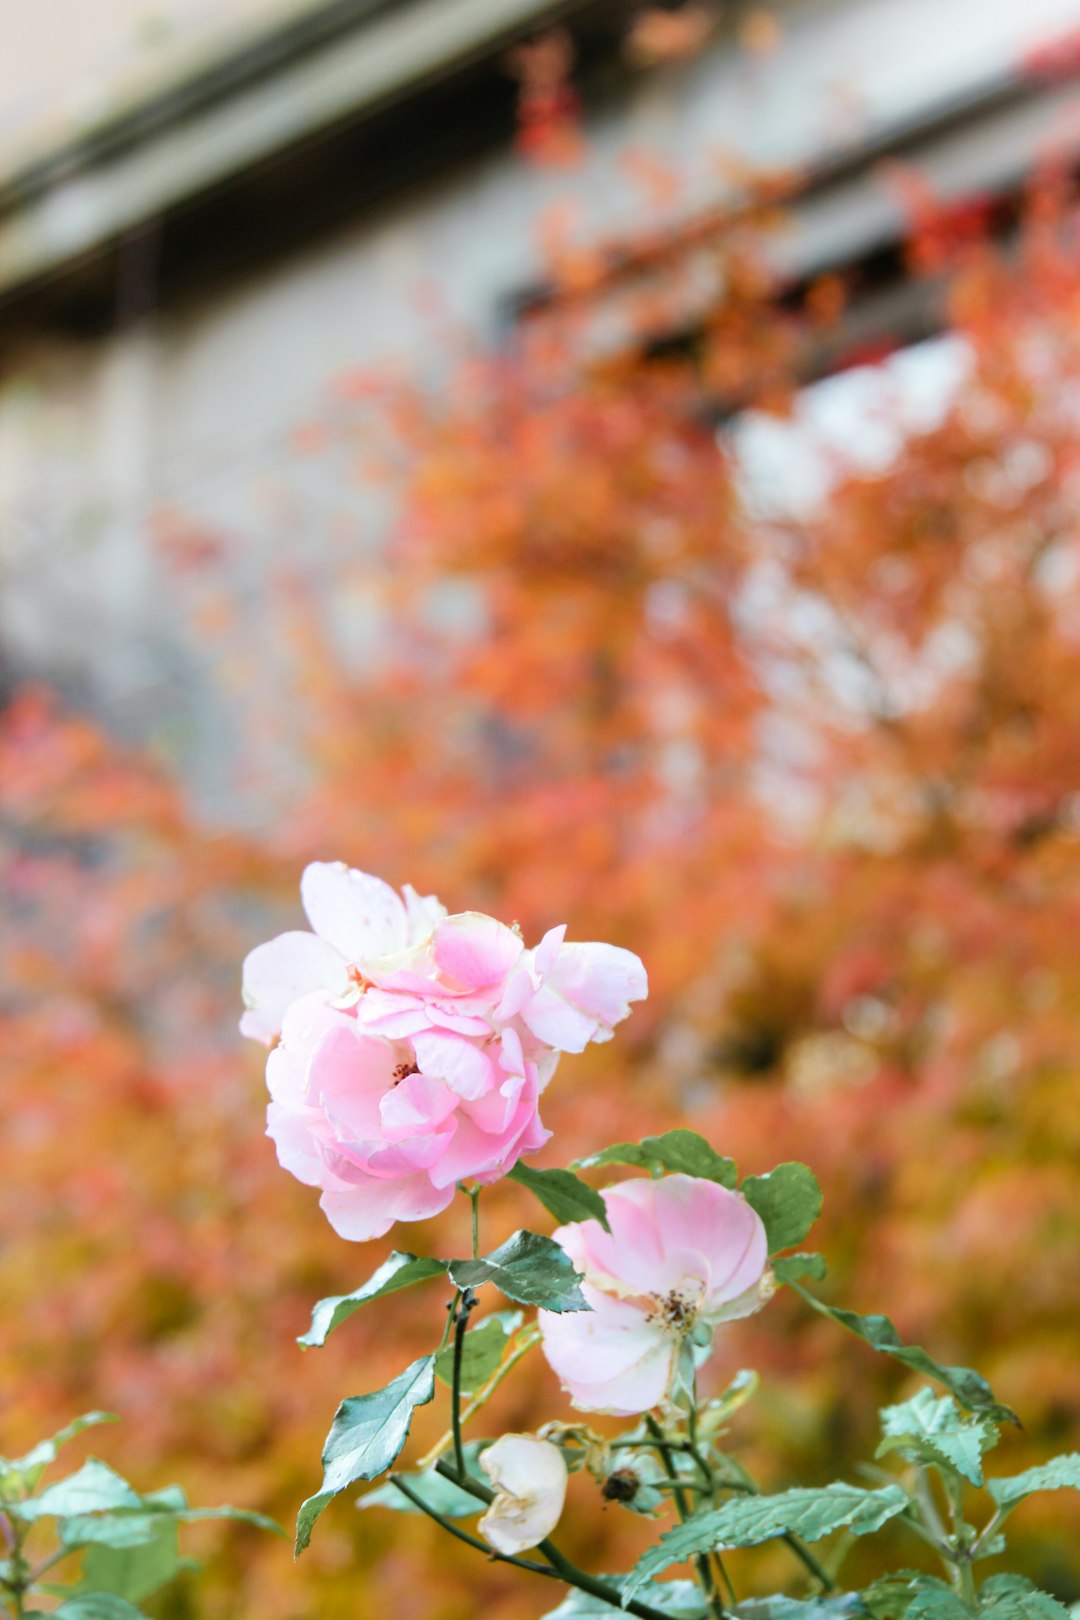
3,1,1080,1616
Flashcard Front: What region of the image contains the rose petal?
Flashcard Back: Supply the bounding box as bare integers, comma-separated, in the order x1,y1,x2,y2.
240,930,346,1044
301,862,408,965
433,912,524,989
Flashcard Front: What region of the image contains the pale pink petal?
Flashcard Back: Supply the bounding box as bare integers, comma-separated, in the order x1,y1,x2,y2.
380,1072,458,1134
426,1100,544,1189
539,1291,676,1415
319,1175,455,1241
266,1102,324,1186
266,992,351,1107
412,1028,496,1100
433,912,523,989
309,1025,392,1138
650,1176,768,1309
533,925,567,979
301,862,408,965
354,990,430,1039
361,1126,458,1176
517,985,599,1053
239,930,346,1044
547,942,648,1025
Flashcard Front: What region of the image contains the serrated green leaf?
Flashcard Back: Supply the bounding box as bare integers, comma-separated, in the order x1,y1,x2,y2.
80,1518,179,1604
986,1456,1080,1509
576,1131,737,1188
862,1572,953,1620
979,1576,1073,1620
878,1389,998,1485
435,1311,523,1392
298,1254,447,1347
12,1461,141,1522
741,1164,822,1254
735,1599,867,1620
508,1162,611,1230
906,1589,974,1620
295,1355,435,1554
785,1281,1018,1424
622,1485,909,1605
773,1254,828,1285
449,1232,589,1312
0,1416,120,1495
543,1578,709,1617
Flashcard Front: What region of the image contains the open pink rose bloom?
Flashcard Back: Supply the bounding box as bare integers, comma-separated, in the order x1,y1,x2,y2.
240,863,647,1239
538,1175,773,1415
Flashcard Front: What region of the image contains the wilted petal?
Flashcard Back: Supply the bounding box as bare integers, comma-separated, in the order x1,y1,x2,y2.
479,1435,568,1555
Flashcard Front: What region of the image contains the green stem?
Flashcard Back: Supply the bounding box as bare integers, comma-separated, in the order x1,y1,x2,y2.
389,1476,554,1575
450,1289,477,1480
418,1326,540,1471
645,1415,729,1620
432,1460,678,1620
0,1512,28,1618
942,1473,978,1606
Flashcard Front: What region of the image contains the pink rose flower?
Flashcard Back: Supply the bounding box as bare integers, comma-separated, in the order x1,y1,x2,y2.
538,1175,773,1415
240,863,648,1240
265,993,550,1241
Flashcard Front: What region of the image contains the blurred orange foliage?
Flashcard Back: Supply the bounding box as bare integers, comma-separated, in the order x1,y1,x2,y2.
3,185,1080,1619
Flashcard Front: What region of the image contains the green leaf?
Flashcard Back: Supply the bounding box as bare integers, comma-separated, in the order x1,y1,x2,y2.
295,1355,436,1555
0,1415,119,1495
878,1389,998,1485
906,1589,974,1620
435,1311,523,1393
12,1461,141,1521
508,1162,611,1230
46,1597,147,1620
773,1254,828,1285
862,1572,954,1620
543,1578,709,1617
80,1519,179,1604
298,1254,447,1348
449,1232,589,1312
576,1131,737,1188
986,1455,1080,1509
61,1502,281,1551
979,1576,1073,1620
785,1281,1018,1425
735,1599,867,1620
741,1164,822,1253
622,1485,909,1604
